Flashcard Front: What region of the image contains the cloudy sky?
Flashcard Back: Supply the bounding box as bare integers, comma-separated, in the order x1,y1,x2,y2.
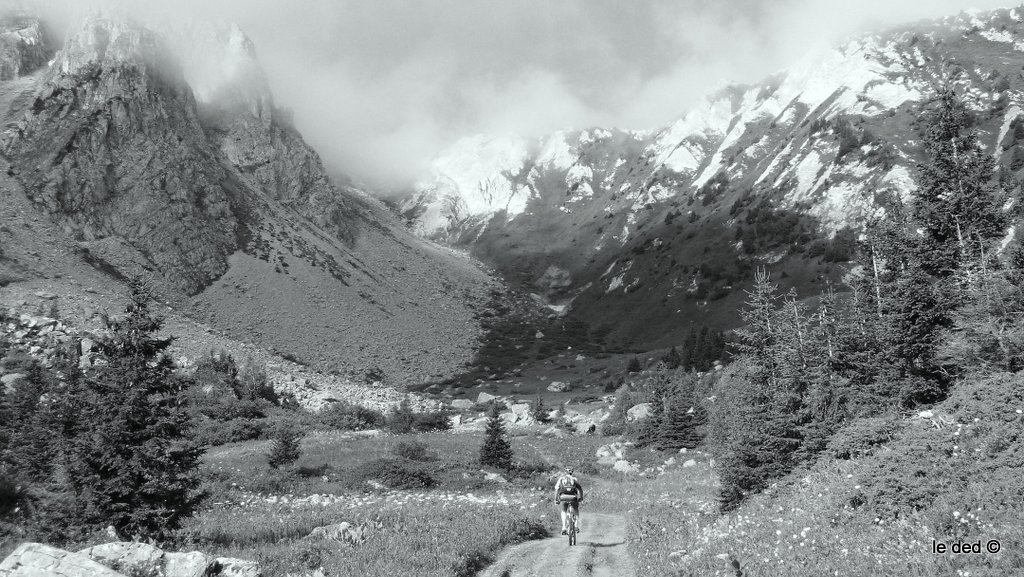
21,0,1016,188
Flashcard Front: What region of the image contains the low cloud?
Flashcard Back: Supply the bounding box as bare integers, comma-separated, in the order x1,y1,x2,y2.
18,0,1013,189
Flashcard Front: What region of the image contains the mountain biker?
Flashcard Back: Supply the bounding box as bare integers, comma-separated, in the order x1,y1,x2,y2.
554,466,583,535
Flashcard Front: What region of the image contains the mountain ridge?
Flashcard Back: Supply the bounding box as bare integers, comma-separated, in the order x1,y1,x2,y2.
399,5,1024,349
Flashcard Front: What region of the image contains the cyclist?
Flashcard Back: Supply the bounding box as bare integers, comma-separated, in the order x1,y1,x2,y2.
554,466,583,535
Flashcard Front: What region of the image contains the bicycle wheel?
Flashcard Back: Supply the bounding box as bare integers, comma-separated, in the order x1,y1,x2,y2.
568,513,577,546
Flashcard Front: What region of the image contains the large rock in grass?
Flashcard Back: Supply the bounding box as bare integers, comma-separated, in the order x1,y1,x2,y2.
450,399,474,410
546,381,571,392
476,392,498,404
79,542,163,577
216,558,262,577
626,403,653,422
1,543,126,577
163,552,211,577
613,459,640,474
77,542,260,577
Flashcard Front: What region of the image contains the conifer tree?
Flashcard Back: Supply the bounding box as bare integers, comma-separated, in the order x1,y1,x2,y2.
662,346,682,370
915,88,1007,281
532,394,550,424
479,404,514,470
63,280,204,541
267,423,302,469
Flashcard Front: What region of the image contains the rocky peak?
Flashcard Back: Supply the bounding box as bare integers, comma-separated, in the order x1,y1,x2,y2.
51,16,180,84
174,21,273,124
4,13,238,295
0,12,50,80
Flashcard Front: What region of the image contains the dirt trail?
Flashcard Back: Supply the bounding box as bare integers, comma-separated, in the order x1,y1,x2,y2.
481,512,635,577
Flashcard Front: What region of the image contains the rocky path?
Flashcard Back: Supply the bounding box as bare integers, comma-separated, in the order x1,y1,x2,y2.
481,512,635,577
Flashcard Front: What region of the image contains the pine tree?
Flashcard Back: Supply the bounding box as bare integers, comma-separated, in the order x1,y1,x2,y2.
532,394,550,424
662,346,682,370
63,280,204,542
650,374,704,450
627,356,643,373
267,423,302,469
479,404,514,470
915,88,1007,281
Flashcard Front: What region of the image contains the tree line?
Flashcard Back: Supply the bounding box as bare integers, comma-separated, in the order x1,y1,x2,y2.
714,88,1024,510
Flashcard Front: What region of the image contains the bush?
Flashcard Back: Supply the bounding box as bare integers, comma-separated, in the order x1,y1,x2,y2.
413,411,452,432
391,440,431,461
627,357,643,373
357,459,435,489
318,402,385,431
193,418,264,447
386,400,416,434
827,416,901,460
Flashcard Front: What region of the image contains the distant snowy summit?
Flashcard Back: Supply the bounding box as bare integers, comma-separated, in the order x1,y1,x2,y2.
402,6,1024,243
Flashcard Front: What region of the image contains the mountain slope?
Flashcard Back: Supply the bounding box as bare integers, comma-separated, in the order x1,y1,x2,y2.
0,14,494,385
402,6,1024,349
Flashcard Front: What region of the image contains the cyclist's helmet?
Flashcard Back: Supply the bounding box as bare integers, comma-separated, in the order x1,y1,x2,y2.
565,467,574,475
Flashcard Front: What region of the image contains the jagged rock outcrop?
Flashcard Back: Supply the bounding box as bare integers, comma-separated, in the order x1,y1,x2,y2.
4,16,238,294
0,13,49,80
175,22,366,245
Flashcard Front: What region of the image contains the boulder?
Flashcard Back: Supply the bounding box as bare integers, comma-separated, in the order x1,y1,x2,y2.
78,542,163,577
509,403,532,418
476,392,497,404
163,552,211,577
215,558,262,577
574,421,597,434
450,399,474,410
613,460,640,474
626,403,653,422
596,455,618,466
541,426,566,438
1,543,126,577
682,459,697,468
546,381,571,393
484,472,508,483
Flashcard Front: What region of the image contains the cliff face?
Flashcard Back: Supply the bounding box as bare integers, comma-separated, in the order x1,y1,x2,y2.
4,17,238,294
0,15,493,384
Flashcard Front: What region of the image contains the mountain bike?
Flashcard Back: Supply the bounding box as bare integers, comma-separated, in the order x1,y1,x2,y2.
567,506,578,546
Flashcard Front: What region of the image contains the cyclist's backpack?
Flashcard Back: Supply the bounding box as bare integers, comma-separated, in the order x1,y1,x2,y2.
557,474,577,495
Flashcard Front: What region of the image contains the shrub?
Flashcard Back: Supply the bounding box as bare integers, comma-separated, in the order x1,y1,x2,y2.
386,400,416,434
357,459,435,489
627,356,643,373
234,360,276,402
318,402,385,431
267,424,302,469
413,410,452,432
827,416,901,460
391,440,431,461
193,418,264,447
